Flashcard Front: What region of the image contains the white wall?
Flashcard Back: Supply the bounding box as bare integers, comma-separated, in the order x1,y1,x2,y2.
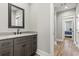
30,3,50,54
0,3,30,33
56,12,62,39
37,3,50,54
29,4,38,31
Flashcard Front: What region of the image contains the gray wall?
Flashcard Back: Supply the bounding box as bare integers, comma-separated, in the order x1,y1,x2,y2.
0,3,30,33
29,3,50,53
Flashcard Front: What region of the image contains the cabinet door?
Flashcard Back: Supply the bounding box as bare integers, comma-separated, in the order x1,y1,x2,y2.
0,47,13,56
0,39,13,49
25,41,32,56
14,43,26,56
32,35,37,53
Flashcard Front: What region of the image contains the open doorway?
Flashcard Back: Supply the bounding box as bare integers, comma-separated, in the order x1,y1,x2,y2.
54,3,78,56
64,20,73,38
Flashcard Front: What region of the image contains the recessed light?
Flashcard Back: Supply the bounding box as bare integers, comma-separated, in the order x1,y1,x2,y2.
65,6,68,9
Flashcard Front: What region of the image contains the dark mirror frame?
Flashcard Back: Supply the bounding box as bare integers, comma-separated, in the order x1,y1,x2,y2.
8,3,24,28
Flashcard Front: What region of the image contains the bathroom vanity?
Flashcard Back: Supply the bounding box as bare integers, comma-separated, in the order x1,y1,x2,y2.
0,33,37,56
5,3,37,56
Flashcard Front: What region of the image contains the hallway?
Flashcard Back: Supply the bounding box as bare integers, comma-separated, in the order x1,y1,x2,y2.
54,38,79,56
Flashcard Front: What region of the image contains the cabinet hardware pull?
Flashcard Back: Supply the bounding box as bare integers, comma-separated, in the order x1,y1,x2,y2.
22,44,26,47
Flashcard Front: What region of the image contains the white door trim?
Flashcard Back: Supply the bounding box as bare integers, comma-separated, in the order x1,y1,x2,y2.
50,3,54,56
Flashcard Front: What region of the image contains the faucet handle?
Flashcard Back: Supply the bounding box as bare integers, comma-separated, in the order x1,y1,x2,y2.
19,32,22,34
14,32,16,35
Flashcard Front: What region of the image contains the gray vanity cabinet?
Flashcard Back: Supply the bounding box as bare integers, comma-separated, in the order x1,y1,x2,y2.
14,37,27,56
14,42,26,56
25,40,32,56
0,34,37,56
0,47,13,56
14,36,32,56
31,35,37,54
14,40,32,56
0,39,13,56
14,35,37,56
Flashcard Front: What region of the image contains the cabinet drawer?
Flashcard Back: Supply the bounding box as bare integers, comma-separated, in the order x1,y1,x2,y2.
14,37,26,44
32,35,37,38
14,36,32,45
0,39,13,49
0,47,13,56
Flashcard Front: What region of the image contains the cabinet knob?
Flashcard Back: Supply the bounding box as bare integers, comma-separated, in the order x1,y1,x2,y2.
22,44,26,47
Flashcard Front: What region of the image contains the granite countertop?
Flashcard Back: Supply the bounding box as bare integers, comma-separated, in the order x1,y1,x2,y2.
0,32,37,40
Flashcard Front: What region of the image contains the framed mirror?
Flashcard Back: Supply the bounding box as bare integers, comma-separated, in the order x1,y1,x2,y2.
8,3,24,28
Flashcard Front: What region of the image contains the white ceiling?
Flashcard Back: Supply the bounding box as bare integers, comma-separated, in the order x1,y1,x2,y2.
54,3,77,12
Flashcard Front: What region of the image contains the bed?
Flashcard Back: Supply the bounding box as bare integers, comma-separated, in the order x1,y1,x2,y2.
65,31,72,38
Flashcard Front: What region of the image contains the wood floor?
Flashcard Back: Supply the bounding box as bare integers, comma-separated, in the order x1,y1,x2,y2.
54,39,64,56
54,37,79,56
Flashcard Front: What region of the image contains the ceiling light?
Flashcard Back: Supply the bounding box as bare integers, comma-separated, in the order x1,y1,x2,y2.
65,6,68,9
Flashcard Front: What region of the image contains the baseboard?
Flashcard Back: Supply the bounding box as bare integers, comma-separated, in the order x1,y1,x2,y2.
36,49,50,56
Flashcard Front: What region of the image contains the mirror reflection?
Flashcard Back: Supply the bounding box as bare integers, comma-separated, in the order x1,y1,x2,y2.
11,6,23,26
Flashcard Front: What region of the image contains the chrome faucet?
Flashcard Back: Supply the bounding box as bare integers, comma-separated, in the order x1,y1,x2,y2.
16,28,20,34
